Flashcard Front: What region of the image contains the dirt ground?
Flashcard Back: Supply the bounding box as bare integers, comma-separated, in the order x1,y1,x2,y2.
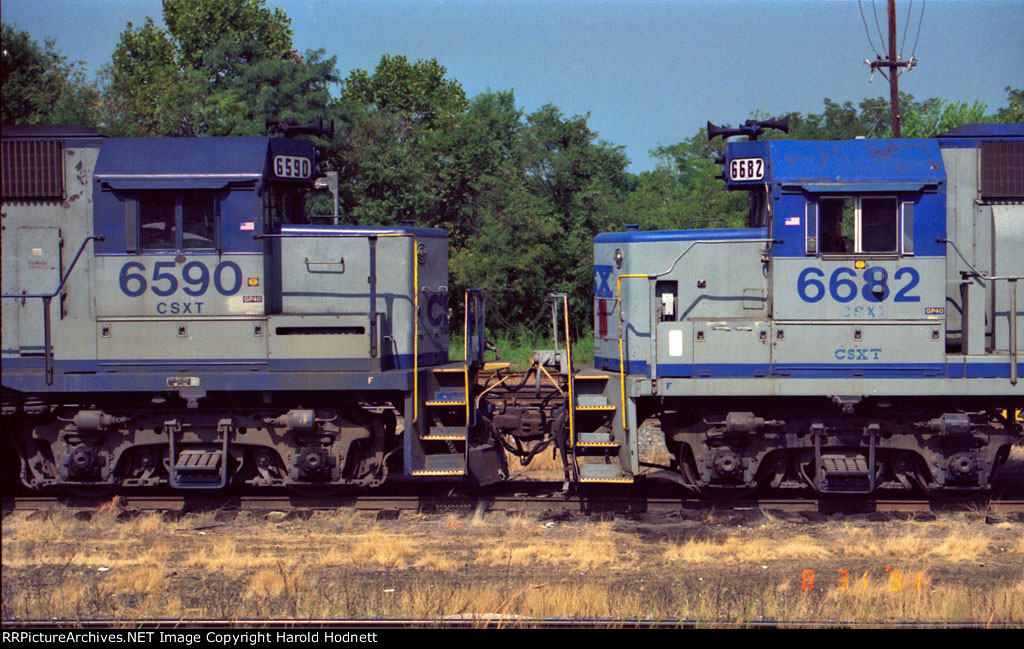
3,495,1024,624
2,440,1023,626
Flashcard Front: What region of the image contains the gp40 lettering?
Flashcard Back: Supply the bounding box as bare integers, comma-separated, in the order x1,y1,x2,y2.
118,261,242,298
797,266,920,304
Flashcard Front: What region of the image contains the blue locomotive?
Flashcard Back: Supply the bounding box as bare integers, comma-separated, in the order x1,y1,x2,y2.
1,124,506,491
586,121,1023,493
2,121,1021,496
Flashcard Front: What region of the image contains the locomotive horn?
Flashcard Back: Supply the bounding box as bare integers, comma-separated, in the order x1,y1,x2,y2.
266,118,335,140
757,116,789,134
707,121,746,141
708,117,790,141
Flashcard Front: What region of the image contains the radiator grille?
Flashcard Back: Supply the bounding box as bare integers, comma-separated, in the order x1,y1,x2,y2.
1,139,65,200
981,140,1024,199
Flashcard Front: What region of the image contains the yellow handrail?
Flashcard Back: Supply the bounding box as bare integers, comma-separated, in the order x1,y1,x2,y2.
617,274,648,431
463,291,470,427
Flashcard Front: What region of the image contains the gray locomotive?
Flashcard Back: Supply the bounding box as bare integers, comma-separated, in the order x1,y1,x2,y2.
1,124,506,492
584,122,1024,493
2,122,1021,496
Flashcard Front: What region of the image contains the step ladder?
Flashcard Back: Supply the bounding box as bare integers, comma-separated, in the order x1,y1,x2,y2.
547,294,633,485
409,289,488,478
412,366,469,476
572,373,632,484
167,419,232,489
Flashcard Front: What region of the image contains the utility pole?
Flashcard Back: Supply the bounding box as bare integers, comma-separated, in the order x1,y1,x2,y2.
869,0,915,137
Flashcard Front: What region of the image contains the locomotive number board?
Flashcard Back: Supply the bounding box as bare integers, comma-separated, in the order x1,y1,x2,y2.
274,155,312,179
729,157,765,182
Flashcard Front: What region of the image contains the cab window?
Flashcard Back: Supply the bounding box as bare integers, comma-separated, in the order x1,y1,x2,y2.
819,197,854,254
139,190,217,251
263,184,307,227
860,197,897,253
818,196,897,255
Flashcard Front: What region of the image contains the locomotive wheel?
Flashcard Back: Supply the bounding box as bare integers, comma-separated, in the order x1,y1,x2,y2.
676,443,761,499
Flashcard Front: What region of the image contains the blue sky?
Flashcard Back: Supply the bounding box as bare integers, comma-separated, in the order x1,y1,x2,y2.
4,0,1023,171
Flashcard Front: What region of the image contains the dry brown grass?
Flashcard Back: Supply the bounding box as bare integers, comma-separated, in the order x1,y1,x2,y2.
3,507,1022,624
665,534,831,564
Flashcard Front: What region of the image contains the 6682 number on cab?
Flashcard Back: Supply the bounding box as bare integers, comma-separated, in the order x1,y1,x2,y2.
796,266,921,304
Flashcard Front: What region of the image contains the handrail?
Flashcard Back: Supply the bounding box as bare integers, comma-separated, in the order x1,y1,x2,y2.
938,238,1022,386
561,294,575,453
651,237,776,280
545,292,576,465
464,289,487,428
616,274,647,430
2,235,105,385
2,235,105,301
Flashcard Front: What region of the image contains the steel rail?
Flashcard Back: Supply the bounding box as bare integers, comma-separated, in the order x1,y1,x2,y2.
5,493,1022,515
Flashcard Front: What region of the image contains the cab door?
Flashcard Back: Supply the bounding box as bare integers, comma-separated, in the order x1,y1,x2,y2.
15,226,62,354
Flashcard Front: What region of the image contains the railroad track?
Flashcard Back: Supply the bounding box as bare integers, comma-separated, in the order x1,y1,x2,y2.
5,485,1024,516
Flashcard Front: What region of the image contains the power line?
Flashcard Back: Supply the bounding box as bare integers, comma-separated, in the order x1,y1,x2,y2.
871,0,888,57
858,0,884,58
899,0,912,59
910,0,925,60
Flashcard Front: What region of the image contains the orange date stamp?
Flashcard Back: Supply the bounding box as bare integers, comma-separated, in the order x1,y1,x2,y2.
800,566,923,592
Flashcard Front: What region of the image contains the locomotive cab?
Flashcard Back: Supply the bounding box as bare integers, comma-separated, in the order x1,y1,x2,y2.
594,123,1022,495
1,130,477,492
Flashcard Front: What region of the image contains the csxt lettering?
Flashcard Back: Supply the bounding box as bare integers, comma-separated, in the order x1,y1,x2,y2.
156,302,204,315
834,348,882,360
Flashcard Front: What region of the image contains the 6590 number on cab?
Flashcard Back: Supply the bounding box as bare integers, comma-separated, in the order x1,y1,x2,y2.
118,260,243,298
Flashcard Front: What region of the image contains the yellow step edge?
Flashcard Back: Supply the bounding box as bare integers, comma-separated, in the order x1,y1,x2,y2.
575,405,617,411
422,435,467,441
426,400,467,406
575,375,610,380
483,362,511,371
580,477,634,484
411,470,466,476
576,442,620,448
432,368,465,373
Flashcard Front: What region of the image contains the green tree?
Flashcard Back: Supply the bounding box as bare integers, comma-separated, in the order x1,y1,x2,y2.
624,129,745,231
900,98,989,138
454,103,631,336
1,23,102,127
105,17,189,135
163,0,292,69
331,56,469,227
104,0,335,136
995,87,1024,123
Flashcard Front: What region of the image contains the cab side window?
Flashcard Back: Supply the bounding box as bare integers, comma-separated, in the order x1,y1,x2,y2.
263,184,307,227
140,191,178,251
138,190,217,251
816,196,898,255
819,197,854,254
860,197,897,253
